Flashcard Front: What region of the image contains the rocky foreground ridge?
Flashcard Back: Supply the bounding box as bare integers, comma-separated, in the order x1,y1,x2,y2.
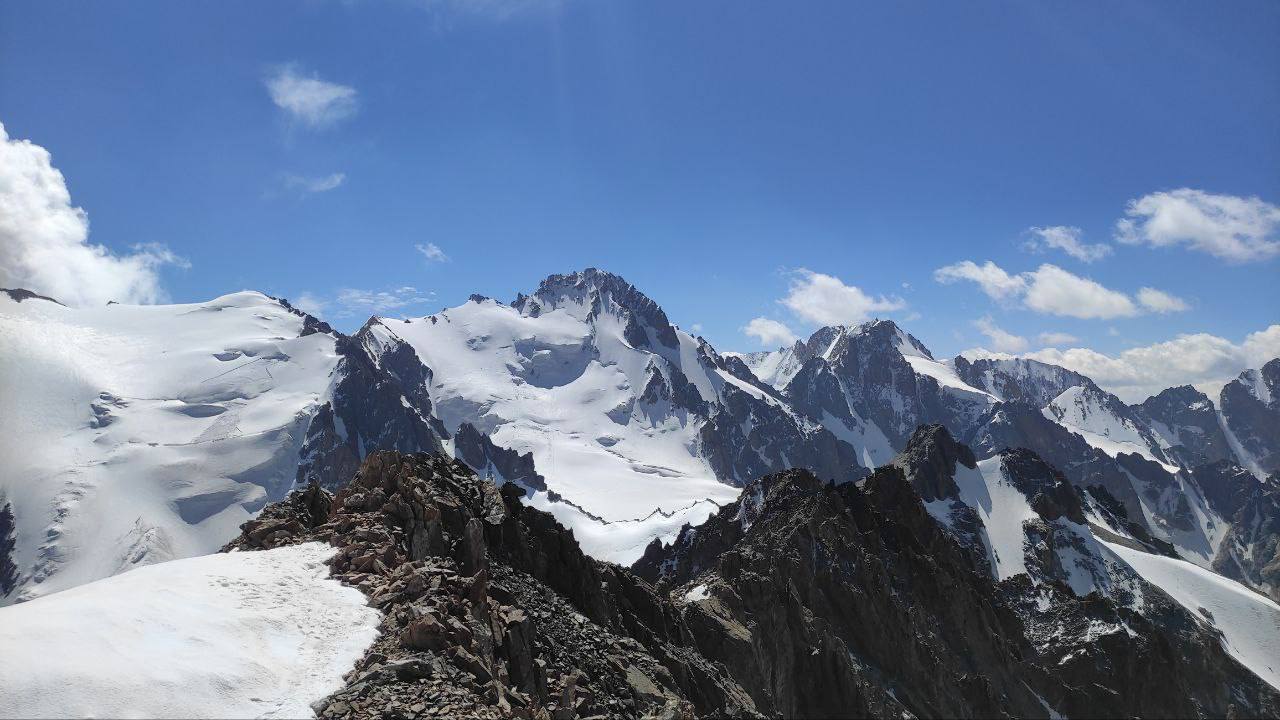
225,430,1280,719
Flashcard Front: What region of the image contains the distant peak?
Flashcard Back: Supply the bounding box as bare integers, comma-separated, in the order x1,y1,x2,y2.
798,319,934,361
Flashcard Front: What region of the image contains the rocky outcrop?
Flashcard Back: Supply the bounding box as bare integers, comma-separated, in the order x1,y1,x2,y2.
453,423,547,493
891,423,975,501
0,287,65,305
226,451,758,719
1220,359,1280,477
0,500,17,596
295,323,449,490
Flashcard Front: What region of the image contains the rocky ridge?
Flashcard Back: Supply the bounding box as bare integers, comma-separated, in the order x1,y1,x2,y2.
226,429,1280,719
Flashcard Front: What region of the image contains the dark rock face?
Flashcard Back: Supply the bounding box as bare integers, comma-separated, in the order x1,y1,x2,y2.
953,356,1090,408
784,321,992,450
891,423,975,501
1205,465,1280,603
968,402,1152,529
698,381,864,486
296,322,449,490
0,500,17,597
453,423,547,493
636,464,1044,719
1220,359,1280,476
0,288,65,305
1136,385,1233,468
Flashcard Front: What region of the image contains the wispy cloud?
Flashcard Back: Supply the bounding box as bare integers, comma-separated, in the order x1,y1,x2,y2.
1115,188,1280,263
973,316,1027,352
1136,287,1190,314
292,286,435,320
1038,331,1078,346
1023,225,1111,263
265,65,358,129
414,0,563,21
0,123,186,306
415,243,449,263
282,172,346,194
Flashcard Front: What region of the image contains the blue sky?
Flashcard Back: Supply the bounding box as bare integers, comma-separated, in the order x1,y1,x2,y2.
1,0,1277,398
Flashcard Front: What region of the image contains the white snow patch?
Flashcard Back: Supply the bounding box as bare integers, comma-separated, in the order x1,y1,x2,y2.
951,458,1039,582
684,583,710,602
1104,540,1280,692
0,542,380,718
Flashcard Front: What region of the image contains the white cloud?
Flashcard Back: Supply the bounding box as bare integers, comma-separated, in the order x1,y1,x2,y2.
282,172,345,194
294,286,434,320
689,323,703,334
292,292,329,316
0,123,185,306
967,325,1280,403
1038,331,1079,346
743,317,797,347
933,260,1027,300
1024,225,1112,263
265,65,358,129
1115,188,1280,263
1136,287,1189,314
1022,264,1138,319
415,243,449,263
973,316,1027,352
780,269,905,326
336,286,432,316
933,260,1182,320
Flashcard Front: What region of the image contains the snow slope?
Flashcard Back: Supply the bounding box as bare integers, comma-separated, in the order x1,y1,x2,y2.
733,345,806,390
925,457,1038,581
1044,385,1177,472
1104,540,1280,691
0,542,380,718
0,291,339,603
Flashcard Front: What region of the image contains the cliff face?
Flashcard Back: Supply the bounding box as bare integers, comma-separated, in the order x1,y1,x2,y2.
226,443,1280,719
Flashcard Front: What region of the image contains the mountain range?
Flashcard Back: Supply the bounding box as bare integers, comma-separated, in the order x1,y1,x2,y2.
1,269,1278,717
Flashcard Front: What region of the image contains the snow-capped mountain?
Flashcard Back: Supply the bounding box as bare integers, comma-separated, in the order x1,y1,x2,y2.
363,269,860,563
3,270,1278,611
0,288,448,605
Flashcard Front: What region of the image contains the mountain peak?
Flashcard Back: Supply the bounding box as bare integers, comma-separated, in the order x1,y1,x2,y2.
512,268,679,349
